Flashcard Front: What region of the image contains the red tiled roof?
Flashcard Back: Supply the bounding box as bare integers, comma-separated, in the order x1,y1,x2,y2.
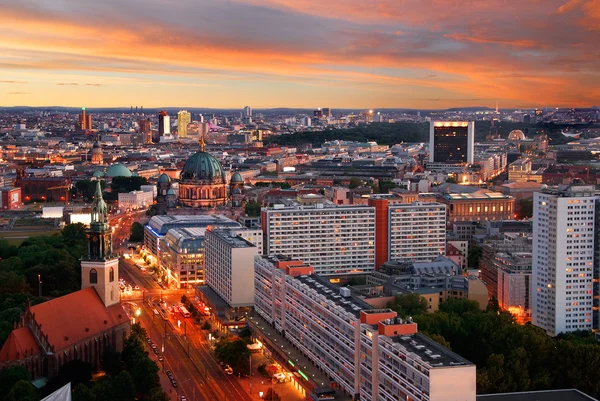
446,243,461,255
30,287,128,351
0,327,40,361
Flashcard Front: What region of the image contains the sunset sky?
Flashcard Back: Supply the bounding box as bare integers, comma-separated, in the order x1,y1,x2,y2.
1,0,599,109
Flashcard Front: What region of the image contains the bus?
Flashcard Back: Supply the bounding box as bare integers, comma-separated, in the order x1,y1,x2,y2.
179,305,191,318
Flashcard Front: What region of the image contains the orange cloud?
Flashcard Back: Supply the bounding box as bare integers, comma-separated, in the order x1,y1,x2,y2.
0,1,598,108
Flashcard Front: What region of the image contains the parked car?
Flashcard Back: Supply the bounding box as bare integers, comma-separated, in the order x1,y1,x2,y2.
224,365,233,375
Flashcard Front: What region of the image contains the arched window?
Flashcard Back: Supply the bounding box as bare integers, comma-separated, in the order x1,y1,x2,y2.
109,267,115,282
89,269,98,284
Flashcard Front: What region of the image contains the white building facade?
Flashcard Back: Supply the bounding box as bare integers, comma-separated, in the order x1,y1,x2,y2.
117,190,153,210
261,204,376,275
254,256,476,401
532,184,599,336
389,202,447,262
204,228,261,307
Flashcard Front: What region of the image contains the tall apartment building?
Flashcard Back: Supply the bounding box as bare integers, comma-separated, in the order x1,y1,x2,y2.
389,202,446,262
158,110,170,137
254,256,476,401
204,228,262,307
261,204,376,275
532,184,599,336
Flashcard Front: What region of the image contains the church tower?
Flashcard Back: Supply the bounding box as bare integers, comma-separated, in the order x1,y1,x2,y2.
81,182,120,307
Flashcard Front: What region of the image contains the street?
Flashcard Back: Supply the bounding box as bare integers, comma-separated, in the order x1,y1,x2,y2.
119,255,253,401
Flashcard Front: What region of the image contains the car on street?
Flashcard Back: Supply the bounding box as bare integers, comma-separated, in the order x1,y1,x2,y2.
224,365,233,375
166,370,173,379
171,380,178,388
158,355,164,362
153,348,159,355
146,337,151,343
180,396,187,401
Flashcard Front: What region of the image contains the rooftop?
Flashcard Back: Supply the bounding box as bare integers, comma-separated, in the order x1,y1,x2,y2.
391,332,472,368
295,274,374,318
208,228,257,248
147,214,240,235
441,191,512,201
477,389,598,401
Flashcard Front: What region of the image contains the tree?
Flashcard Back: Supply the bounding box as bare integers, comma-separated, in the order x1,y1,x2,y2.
468,245,483,268
0,366,31,399
378,181,399,194
131,357,160,395
202,321,212,330
263,388,282,401
101,350,122,377
245,201,262,217
349,177,363,189
72,383,95,401
112,371,136,401
129,222,144,243
111,176,148,194
147,388,169,401
6,380,38,401
445,176,459,184
387,293,428,316
214,337,251,375
439,298,480,315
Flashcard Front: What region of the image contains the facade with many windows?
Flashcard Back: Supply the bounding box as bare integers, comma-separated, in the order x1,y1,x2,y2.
204,228,262,307
532,184,599,336
388,202,446,262
254,256,476,401
261,204,376,275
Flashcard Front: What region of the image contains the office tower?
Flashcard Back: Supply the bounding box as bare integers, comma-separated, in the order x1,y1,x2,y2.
261,204,376,275
532,184,599,336
322,107,331,118
313,108,323,118
429,121,474,164
300,116,311,126
243,105,252,118
158,110,170,137
252,256,476,401
388,202,447,262
177,110,191,137
138,119,152,144
374,112,384,123
198,114,204,123
86,114,92,130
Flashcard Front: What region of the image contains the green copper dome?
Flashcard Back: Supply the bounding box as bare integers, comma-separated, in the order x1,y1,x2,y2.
105,163,132,178
181,151,225,182
158,173,171,183
230,172,243,183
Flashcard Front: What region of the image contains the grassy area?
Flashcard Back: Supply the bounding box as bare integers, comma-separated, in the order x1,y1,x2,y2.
0,229,60,246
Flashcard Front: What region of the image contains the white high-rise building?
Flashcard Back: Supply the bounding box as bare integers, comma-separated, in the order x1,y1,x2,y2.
204,228,261,307
261,204,376,275
389,202,447,262
243,105,252,118
532,184,599,336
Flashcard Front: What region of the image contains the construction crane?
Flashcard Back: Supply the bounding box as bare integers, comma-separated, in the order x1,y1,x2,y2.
46,184,71,207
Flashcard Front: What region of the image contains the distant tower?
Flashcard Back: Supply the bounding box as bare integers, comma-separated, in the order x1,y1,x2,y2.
91,140,104,165
178,110,191,137
77,107,90,130
80,182,120,307
156,173,172,215
158,111,170,137
229,172,245,207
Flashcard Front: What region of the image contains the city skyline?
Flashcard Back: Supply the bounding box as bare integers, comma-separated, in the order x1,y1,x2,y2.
1,0,599,109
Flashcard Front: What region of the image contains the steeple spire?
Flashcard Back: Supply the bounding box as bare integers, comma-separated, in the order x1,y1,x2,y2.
199,131,206,152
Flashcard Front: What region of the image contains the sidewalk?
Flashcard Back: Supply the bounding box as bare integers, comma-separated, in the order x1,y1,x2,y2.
236,352,306,401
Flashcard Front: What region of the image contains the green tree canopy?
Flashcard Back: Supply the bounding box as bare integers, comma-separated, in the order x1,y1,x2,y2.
129,222,144,242
263,388,282,401
0,366,31,399
387,293,428,317
215,337,251,375
72,383,95,401
468,245,483,269
349,177,363,189
245,201,262,217
6,380,38,401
